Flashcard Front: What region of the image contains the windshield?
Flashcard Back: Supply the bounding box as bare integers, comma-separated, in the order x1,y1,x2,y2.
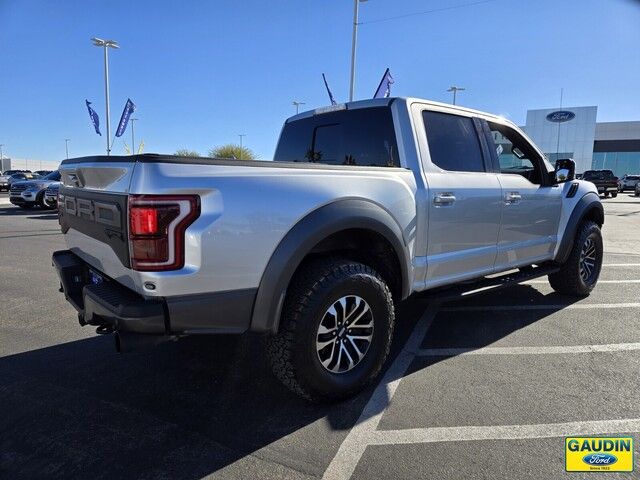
42,171,61,181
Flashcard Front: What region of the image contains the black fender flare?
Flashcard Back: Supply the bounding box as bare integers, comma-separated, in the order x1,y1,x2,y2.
555,192,604,264
249,199,412,333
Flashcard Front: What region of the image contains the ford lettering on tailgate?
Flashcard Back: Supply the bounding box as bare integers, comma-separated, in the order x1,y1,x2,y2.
58,188,130,267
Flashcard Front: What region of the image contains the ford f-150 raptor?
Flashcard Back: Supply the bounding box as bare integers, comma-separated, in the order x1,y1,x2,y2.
53,97,604,402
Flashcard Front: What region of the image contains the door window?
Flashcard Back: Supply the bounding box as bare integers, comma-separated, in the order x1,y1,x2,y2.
274,107,399,167
422,111,485,172
488,122,546,185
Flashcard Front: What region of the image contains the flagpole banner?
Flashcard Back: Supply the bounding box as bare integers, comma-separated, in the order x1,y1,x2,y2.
373,68,394,99
115,98,136,137
85,100,101,136
322,73,337,105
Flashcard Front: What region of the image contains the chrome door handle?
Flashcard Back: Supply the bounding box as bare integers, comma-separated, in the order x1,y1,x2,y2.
433,192,456,206
504,192,522,204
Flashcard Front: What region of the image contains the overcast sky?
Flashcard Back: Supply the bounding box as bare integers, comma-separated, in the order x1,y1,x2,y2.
1,0,639,164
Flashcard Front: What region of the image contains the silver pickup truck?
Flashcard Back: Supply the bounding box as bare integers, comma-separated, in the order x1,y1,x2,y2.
53,97,604,402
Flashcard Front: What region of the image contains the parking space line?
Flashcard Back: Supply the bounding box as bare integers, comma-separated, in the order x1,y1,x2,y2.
416,342,640,357
603,263,640,267
368,418,640,446
322,303,440,480
526,279,640,284
442,303,640,312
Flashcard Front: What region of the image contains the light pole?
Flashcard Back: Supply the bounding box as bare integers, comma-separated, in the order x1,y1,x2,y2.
447,86,466,105
130,118,138,154
0,144,3,164
292,101,306,114
238,134,247,159
349,0,368,102
65,139,70,159
91,37,119,156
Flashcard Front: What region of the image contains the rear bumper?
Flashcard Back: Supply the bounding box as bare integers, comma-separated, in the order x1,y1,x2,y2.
596,186,617,193
52,250,256,337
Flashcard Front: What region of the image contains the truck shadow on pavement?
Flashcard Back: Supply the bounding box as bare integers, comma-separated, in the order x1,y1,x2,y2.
0,286,580,479
0,206,57,218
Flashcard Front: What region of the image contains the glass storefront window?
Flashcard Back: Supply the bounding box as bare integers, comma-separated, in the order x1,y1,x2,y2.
592,152,640,177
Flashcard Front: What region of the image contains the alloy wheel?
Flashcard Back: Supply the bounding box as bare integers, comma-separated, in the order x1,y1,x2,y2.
579,237,597,283
315,295,374,374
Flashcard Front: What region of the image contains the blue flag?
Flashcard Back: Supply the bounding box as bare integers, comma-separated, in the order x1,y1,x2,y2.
85,100,101,136
322,73,337,106
373,68,394,99
115,98,136,137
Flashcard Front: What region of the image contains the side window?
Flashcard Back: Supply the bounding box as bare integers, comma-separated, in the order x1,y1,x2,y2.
274,107,399,167
488,122,545,185
422,110,485,173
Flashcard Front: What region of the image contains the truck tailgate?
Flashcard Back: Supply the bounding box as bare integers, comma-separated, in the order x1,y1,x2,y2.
58,158,136,286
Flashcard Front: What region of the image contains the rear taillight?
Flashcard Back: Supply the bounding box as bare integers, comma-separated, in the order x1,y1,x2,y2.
128,194,200,271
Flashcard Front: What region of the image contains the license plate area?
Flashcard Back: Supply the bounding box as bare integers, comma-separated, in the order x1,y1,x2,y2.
89,269,105,286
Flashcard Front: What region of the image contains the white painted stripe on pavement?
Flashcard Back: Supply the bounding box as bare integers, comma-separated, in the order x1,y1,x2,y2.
603,263,640,267
0,198,11,206
322,303,440,480
442,303,640,312
526,279,640,284
416,342,640,357
368,418,640,446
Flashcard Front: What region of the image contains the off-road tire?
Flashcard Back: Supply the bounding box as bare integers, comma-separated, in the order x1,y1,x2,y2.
548,221,603,296
611,192,617,198
267,257,394,402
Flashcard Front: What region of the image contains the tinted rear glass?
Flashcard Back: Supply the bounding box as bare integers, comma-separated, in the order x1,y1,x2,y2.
274,107,399,167
423,111,485,173
583,170,614,179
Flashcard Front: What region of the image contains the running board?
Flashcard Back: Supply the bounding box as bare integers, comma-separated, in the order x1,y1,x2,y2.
416,264,560,302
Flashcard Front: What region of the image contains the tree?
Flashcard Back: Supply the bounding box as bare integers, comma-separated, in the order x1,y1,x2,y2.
174,149,200,157
208,144,256,160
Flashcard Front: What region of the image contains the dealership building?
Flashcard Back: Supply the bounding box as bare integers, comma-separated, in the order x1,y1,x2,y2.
518,106,640,176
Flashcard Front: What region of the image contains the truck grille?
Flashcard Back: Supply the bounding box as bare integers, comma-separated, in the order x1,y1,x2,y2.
10,184,28,194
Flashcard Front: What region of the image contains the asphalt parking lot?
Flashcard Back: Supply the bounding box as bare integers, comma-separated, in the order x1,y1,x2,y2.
1,193,640,479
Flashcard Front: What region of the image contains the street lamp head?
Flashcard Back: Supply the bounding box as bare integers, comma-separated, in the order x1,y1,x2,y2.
91,37,119,48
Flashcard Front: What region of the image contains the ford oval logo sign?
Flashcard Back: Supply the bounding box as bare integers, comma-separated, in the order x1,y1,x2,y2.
582,453,617,466
546,110,575,123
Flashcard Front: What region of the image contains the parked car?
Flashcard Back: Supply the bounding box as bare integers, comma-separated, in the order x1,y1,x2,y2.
7,172,41,188
618,174,640,192
0,170,32,191
35,170,54,177
582,169,618,198
52,98,604,402
9,170,61,209
43,182,60,209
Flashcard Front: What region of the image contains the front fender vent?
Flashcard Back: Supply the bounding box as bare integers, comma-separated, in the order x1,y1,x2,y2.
566,182,579,198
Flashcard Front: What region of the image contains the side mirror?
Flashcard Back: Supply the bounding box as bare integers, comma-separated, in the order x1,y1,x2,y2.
554,158,575,183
